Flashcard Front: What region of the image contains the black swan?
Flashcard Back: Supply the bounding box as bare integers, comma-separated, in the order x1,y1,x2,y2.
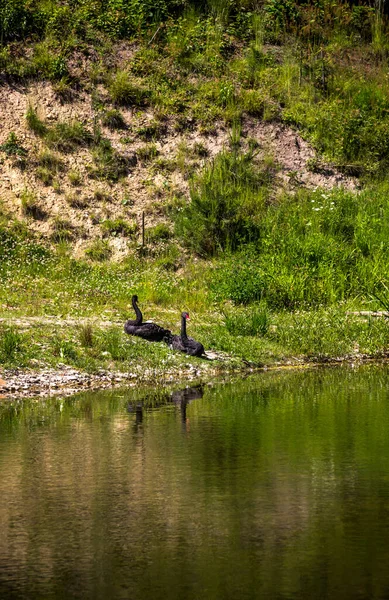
124,295,171,342
169,312,205,357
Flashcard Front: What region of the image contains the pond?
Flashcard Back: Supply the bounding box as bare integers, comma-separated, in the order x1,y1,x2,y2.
1,365,389,599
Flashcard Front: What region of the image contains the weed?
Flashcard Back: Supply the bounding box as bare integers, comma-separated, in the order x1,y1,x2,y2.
0,132,27,157
148,223,172,242
101,109,127,130
66,193,88,209
91,139,131,181
46,121,93,152
79,323,94,347
85,239,112,261
68,170,82,186
36,166,53,185
136,121,166,141
52,337,78,361
101,219,137,237
38,149,64,171
137,143,159,163
52,78,74,102
109,71,148,106
20,189,46,220
0,326,26,364
94,189,112,202
101,328,130,361
25,106,47,137
192,142,208,158
224,306,270,337
51,217,75,242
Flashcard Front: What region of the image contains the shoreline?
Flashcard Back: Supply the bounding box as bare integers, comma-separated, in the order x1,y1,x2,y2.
1,353,389,400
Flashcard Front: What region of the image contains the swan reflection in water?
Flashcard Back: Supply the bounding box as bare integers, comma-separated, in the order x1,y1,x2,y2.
127,384,204,429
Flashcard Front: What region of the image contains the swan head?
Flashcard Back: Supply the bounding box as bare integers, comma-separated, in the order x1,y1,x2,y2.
132,294,139,303
181,312,190,320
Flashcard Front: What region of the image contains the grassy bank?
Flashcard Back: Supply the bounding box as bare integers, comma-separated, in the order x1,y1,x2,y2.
0,179,388,373
1,1,389,376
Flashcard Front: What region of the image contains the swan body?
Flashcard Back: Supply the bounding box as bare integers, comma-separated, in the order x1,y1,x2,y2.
124,295,171,342
169,312,205,357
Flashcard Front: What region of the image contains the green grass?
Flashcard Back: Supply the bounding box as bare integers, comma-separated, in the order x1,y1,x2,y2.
1,0,389,374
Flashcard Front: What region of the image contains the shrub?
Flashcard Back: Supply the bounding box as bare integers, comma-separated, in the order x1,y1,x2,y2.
174,149,271,256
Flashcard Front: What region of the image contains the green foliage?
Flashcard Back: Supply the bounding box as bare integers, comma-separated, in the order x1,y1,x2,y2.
175,149,272,256
109,71,148,106
224,306,270,337
26,106,47,137
20,189,46,220
91,139,131,181
68,169,82,186
85,239,112,261
51,217,75,242
148,223,171,242
211,185,389,310
79,323,94,347
101,109,127,130
46,121,93,152
52,337,78,360
137,143,159,162
0,326,24,363
0,132,27,157
101,218,137,237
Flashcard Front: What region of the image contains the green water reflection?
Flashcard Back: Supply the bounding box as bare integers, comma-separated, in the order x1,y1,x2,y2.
1,366,389,600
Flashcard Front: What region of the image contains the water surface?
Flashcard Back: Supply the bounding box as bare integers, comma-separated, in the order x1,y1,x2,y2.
1,366,389,599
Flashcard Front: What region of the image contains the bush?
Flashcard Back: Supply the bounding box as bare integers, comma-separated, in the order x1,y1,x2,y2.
174,149,272,256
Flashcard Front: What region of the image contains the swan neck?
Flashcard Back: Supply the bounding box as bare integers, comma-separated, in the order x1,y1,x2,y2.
132,297,143,325
181,315,188,339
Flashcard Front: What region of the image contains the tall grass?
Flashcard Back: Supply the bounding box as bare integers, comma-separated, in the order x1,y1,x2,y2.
209,183,389,310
